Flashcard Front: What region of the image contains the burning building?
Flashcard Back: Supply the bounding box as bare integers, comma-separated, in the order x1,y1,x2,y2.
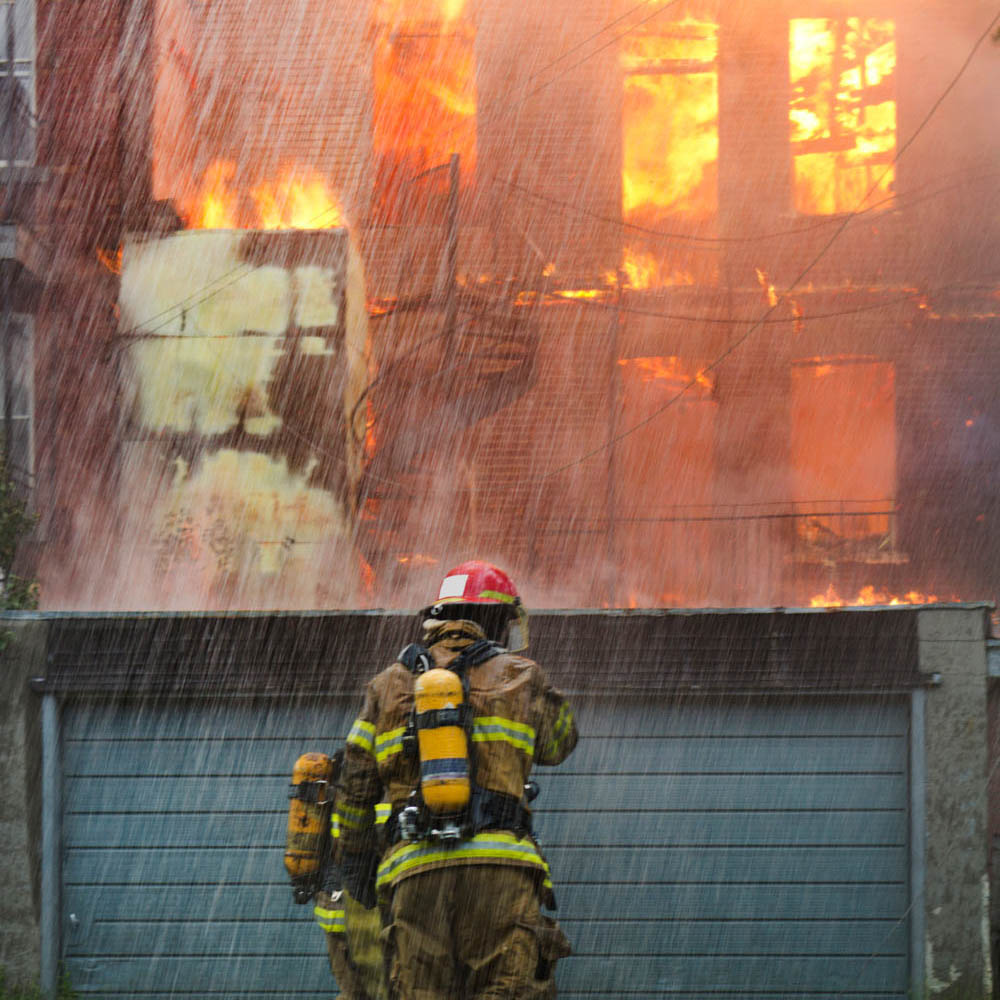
0,0,998,611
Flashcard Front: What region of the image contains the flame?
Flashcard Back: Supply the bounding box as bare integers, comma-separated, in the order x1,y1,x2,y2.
396,553,440,566
251,168,344,229
618,356,713,395
621,247,696,290
189,160,239,229
96,246,123,275
365,398,377,462
809,584,940,607
789,18,897,215
184,160,345,231
621,17,719,221
754,267,779,307
372,2,476,216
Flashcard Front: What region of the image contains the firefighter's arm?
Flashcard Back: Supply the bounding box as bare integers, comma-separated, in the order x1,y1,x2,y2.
533,673,579,765
335,684,383,907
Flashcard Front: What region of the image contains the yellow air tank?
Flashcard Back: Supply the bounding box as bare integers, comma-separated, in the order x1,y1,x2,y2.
414,668,471,813
284,752,335,892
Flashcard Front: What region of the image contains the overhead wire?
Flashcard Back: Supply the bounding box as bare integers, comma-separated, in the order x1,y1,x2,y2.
530,4,1000,485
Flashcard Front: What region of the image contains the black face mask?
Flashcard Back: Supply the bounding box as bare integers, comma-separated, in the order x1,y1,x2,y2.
423,603,511,645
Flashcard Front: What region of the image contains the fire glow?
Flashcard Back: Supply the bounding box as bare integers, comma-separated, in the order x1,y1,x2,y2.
184,161,345,231
789,17,897,215
810,585,940,608
620,10,718,289
371,0,477,215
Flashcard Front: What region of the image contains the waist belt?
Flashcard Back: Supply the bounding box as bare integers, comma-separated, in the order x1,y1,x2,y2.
386,787,532,845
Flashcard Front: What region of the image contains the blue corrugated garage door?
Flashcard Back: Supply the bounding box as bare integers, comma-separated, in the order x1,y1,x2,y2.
59,695,910,1000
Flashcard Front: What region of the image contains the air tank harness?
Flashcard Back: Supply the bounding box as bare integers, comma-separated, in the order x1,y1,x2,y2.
393,642,536,844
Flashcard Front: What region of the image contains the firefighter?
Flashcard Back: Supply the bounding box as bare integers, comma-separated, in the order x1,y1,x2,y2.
335,560,578,1000
313,804,389,1000
285,752,388,1000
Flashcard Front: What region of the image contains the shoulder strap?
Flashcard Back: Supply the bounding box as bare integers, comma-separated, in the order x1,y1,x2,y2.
397,643,433,674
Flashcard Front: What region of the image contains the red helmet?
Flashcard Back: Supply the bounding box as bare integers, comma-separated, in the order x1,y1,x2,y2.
431,560,520,608
423,561,529,651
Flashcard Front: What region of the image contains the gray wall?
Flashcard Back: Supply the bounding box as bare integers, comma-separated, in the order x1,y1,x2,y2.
920,607,992,999
0,616,45,986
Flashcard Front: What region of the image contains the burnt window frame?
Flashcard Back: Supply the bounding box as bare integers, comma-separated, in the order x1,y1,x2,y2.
786,10,899,218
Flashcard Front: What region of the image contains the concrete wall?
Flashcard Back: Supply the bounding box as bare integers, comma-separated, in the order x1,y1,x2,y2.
0,616,46,987
920,606,992,998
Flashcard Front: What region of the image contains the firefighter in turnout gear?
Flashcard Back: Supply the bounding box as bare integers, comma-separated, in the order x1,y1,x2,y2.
336,561,578,1000
283,750,387,1000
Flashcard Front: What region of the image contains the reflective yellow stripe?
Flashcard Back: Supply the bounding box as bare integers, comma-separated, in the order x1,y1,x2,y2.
347,719,376,755
376,802,392,825
338,802,371,831
543,703,574,757
330,811,341,838
471,716,535,754
314,902,346,933
376,832,546,891
375,727,407,763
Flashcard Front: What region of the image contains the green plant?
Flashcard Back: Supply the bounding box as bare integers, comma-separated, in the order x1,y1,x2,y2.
0,965,76,1000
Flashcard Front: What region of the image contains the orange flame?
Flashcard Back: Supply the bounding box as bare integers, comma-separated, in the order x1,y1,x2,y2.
789,18,897,215
184,160,345,231
371,0,476,216
809,585,940,607
618,356,713,396
621,17,719,222
621,247,696,290
755,267,779,307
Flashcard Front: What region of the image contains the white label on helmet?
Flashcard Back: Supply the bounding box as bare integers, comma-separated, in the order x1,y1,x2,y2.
438,574,469,599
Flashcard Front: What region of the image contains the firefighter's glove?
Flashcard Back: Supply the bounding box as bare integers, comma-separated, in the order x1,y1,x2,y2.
290,874,317,905
340,850,379,909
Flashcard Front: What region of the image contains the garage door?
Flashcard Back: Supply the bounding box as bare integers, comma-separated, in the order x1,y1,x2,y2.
59,695,910,999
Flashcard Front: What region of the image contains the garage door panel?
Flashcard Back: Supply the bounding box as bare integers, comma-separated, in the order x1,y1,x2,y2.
544,845,907,883
64,702,358,742
63,955,332,995
555,883,909,920
534,810,906,847
66,776,289,813
69,919,324,958
64,847,294,886
64,884,294,921
560,919,908,957
555,955,908,992
65,772,906,814
534,774,907,811
554,735,907,775
65,812,286,849
66,738,351,777
567,700,907,738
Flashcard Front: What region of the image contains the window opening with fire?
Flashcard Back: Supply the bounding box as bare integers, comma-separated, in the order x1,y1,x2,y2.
789,356,900,564
619,1,718,288
371,0,477,224
788,17,896,216
0,0,34,165
616,357,716,605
